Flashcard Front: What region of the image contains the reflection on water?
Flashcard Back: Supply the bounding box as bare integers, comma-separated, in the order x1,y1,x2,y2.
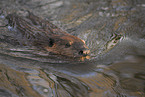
0,0,145,97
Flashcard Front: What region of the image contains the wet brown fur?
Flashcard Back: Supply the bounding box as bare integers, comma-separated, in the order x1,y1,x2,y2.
5,12,90,58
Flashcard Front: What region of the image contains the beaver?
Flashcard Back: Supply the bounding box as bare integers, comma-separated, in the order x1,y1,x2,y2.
4,11,90,59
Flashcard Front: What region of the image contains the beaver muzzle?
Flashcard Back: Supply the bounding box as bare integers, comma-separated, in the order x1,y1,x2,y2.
78,49,90,56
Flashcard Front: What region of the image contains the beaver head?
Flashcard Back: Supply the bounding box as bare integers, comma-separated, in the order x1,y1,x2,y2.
43,34,90,59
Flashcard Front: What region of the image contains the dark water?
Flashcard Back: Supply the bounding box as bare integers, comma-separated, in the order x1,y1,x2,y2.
0,0,145,97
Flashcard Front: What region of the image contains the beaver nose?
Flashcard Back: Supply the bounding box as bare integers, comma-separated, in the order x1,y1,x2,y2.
78,50,90,56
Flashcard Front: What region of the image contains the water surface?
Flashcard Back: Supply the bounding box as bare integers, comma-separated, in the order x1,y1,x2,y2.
0,0,145,97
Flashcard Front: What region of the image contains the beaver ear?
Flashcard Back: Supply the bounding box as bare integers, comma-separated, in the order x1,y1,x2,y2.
48,38,54,47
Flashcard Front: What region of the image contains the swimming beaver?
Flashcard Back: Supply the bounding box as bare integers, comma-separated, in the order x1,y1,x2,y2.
4,12,90,59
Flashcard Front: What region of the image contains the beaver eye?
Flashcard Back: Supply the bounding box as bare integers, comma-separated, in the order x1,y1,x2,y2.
65,43,71,48
49,38,54,47
78,50,83,55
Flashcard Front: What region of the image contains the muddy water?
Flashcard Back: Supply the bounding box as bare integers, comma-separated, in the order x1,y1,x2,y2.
0,0,145,97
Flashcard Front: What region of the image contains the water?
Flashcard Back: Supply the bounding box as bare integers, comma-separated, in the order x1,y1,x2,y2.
0,0,145,97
